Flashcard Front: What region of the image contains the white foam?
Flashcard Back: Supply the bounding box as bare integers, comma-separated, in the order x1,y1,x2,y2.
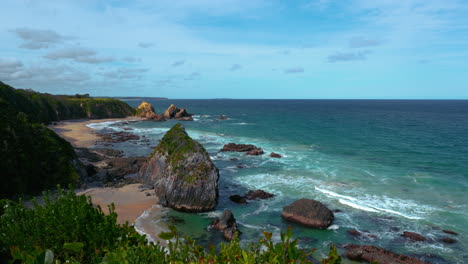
327,224,340,230
315,186,427,220
86,121,122,130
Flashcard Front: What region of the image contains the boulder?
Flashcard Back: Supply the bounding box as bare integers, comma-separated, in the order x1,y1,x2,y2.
221,143,258,152
281,198,334,229
442,229,458,236
246,148,264,156
245,190,274,200
270,152,282,158
210,209,239,241
401,231,426,241
229,195,248,204
219,115,228,120
344,244,429,264
138,124,219,212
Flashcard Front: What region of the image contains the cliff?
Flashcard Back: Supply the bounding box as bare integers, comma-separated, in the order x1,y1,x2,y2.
0,81,134,124
138,124,219,212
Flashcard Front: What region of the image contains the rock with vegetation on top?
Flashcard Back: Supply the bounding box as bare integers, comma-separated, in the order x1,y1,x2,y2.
282,198,334,229
138,123,218,212
344,244,429,264
135,101,165,121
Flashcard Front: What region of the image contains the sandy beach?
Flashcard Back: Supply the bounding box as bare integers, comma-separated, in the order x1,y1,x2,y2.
48,116,143,148
49,117,169,242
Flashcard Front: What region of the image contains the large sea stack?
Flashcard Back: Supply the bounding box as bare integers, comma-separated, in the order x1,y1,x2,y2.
138,123,219,212
162,104,193,121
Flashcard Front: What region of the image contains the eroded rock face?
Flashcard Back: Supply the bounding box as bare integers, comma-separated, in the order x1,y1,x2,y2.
138,124,219,212
281,198,334,229
344,244,429,264
210,209,239,241
136,101,165,121
162,104,193,120
221,143,258,152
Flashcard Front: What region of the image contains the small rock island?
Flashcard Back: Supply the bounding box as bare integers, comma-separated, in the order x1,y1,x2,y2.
138,123,219,212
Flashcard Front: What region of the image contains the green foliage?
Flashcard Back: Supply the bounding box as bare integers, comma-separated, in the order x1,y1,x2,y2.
0,190,342,263
321,244,342,264
0,101,80,198
0,186,147,263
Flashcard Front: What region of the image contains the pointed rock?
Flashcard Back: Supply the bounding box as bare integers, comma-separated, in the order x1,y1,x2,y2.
138,124,219,212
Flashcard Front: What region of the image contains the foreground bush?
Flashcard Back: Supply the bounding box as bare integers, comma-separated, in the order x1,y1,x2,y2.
0,187,341,264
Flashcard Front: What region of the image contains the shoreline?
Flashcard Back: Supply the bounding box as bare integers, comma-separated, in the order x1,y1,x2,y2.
50,116,169,243
48,116,144,148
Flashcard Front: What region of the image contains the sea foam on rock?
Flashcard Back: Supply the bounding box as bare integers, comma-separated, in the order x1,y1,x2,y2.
138,124,219,212
282,198,334,229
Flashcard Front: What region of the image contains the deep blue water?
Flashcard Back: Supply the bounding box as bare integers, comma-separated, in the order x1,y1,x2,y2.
92,99,468,263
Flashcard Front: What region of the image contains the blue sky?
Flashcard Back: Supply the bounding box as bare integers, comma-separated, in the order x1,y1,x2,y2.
0,0,467,99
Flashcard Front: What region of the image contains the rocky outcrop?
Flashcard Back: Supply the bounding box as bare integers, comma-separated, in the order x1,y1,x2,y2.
440,237,457,244
135,101,165,121
247,148,264,156
138,124,219,212
219,115,228,120
229,189,274,204
401,231,426,241
442,229,458,236
281,199,334,229
270,152,282,158
210,209,239,241
221,143,258,152
344,244,429,264
162,104,193,121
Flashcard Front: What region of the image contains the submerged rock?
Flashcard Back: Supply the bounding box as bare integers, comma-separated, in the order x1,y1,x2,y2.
270,152,282,158
344,244,429,264
440,237,457,244
282,198,334,229
229,195,248,204
138,123,219,212
210,209,239,241
221,143,258,152
442,229,458,236
246,148,264,156
401,231,426,242
245,190,274,200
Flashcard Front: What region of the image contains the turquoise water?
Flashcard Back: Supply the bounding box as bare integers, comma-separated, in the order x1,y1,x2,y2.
92,100,468,263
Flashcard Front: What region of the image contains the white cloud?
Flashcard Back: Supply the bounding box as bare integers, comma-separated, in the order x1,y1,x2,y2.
44,47,113,64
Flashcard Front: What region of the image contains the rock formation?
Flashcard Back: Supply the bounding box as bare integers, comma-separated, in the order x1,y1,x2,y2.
281,198,334,229
401,231,426,241
162,104,193,121
270,152,282,158
229,189,274,204
210,209,239,241
344,244,429,264
135,101,165,121
138,124,219,212
221,143,264,155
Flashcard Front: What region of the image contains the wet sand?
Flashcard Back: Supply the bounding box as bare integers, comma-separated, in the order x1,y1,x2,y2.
48,116,143,148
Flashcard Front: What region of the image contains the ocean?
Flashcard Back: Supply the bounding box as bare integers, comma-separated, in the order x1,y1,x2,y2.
89,99,468,263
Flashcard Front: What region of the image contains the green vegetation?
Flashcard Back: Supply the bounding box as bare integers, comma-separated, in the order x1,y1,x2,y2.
0,81,135,198
0,100,80,198
0,188,342,263
0,81,134,124
151,123,213,183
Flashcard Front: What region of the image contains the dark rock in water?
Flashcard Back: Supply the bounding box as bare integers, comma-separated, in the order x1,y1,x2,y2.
230,158,238,161
219,115,228,120
333,209,343,213
344,244,429,264
246,148,264,155
221,143,258,152
401,231,426,241
138,123,219,212
440,237,457,244
245,190,274,200
270,152,282,158
210,209,239,241
282,198,334,229
442,229,458,236
347,229,362,236
229,195,248,204
236,165,245,169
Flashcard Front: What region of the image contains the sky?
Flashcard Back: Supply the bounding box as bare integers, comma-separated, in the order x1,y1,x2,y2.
0,0,468,99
